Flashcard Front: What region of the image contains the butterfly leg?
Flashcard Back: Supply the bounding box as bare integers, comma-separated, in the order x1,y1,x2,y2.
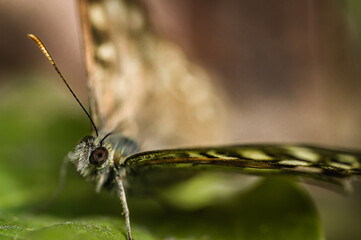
116,176,133,240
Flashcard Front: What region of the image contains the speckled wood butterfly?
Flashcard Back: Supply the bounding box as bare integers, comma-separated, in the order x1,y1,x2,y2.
29,0,361,239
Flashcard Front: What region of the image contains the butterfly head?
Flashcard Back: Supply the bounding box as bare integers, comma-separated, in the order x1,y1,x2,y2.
69,133,115,179
69,132,139,180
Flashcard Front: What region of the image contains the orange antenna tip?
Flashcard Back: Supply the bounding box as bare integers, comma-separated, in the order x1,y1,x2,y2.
27,33,54,64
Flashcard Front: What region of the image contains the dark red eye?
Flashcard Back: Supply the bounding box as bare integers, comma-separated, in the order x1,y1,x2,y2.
89,147,108,166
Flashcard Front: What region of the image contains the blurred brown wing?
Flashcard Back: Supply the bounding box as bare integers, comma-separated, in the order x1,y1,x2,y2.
124,144,361,186
78,0,228,150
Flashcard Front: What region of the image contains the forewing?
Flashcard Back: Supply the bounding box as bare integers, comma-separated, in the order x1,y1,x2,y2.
124,144,361,186
78,0,227,149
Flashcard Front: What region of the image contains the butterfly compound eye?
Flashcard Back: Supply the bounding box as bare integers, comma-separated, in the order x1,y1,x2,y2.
89,147,109,166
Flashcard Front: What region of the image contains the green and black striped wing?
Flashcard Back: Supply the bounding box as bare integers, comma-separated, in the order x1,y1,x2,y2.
124,144,361,186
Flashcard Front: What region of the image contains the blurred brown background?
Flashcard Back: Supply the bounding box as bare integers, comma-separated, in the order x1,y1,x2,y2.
144,0,361,148
0,1,85,92
0,0,361,239
1,0,361,147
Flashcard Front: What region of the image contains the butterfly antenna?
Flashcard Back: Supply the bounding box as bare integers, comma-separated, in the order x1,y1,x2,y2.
100,132,113,146
27,34,99,137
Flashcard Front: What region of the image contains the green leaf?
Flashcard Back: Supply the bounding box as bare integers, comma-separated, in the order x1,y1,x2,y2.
0,77,323,239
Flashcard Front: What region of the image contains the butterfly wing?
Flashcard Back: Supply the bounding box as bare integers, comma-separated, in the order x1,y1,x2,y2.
78,0,227,149
124,144,361,186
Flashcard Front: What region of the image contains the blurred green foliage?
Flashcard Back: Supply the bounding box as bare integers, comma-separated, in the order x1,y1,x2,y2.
343,0,361,43
0,77,323,239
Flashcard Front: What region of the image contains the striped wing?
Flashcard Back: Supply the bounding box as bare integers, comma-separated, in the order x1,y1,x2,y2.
124,144,361,186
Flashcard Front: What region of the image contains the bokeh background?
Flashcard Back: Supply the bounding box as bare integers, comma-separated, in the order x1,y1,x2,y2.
0,0,361,239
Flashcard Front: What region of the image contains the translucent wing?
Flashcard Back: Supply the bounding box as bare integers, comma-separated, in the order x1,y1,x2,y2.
124,144,361,186
78,0,227,150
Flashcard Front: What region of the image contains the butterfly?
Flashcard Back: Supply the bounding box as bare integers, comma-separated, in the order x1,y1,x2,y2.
28,0,361,239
